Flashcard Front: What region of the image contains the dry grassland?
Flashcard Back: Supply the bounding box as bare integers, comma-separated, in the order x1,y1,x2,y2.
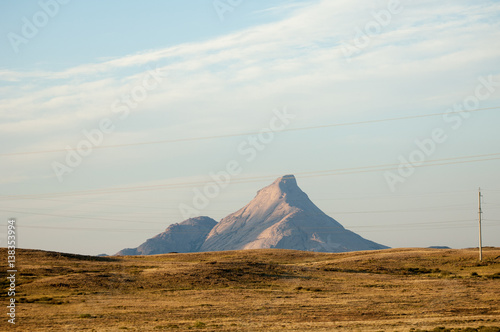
1,247,499,331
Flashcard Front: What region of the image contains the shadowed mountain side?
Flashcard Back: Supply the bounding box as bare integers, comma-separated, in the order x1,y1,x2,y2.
116,216,217,255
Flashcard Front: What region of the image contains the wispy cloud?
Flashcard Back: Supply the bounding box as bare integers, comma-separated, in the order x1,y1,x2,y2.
2,0,499,157
251,0,319,16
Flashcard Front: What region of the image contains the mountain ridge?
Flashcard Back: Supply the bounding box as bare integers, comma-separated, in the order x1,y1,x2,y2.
117,175,388,255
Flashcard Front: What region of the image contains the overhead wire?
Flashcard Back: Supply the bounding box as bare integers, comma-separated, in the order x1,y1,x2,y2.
0,208,168,224
11,218,498,234
1,107,498,236
1,106,499,157
0,151,499,201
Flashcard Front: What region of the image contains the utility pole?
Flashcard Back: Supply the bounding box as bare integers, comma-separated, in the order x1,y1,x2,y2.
478,187,483,261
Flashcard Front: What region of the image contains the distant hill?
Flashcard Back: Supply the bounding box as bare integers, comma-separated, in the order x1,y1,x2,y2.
117,175,388,255
116,216,217,255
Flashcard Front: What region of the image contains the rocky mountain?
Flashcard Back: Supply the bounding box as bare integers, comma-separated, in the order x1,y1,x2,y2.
200,175,387,252
117,175,388,255
116,216,217,255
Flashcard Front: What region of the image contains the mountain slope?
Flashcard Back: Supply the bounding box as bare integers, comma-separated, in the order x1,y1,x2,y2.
116,216,217,255
117,175,388,255
200,175,387,252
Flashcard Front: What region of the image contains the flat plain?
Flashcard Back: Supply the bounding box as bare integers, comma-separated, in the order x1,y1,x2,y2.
1,247,499,331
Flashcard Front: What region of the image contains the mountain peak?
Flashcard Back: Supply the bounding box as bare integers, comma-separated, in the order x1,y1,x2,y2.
200,175,387,252
258,174,300,197
272,174,298,192
254,174,312,211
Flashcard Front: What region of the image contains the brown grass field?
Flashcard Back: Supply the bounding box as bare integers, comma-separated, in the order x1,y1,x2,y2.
1,247,499,331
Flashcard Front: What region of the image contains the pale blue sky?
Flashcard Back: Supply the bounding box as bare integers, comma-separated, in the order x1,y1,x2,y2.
0,0,297,67
1,0,499,255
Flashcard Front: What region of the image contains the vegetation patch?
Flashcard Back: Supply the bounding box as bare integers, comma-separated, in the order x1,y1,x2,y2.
18,296,65,305
410,327,500,332
78,313,95,319
193,321,206,328
6,247,500,331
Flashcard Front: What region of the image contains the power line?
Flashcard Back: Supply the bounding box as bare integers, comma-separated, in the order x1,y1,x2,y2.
1,151,499,201
4,188,479,206
8,198,193,214
9,218,498,234
355,224,500,233
0,193,481,224
14,225,160,233
348,219,474,228
314,190,474,201
329,206,474,215
0,208,167,225
12,196,231,213
0,203,478,222
1,106,499,157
